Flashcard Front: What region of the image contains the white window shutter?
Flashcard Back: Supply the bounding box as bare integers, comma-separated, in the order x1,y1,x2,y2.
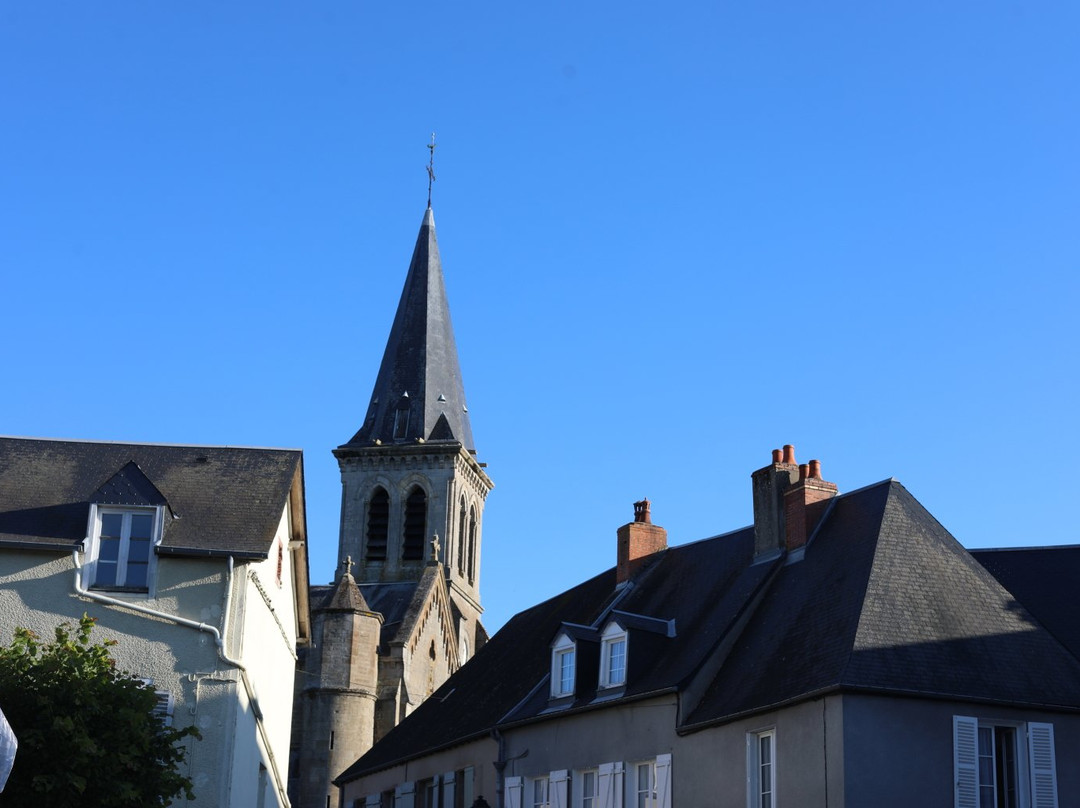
442,771,456,808
610,762,624,808
550,770,569,808
365,795,382,808
506,776,524,808
1028,722,1058,808
597,763,614,808
396,781,416,808
953,716,978,808
655,754,672,808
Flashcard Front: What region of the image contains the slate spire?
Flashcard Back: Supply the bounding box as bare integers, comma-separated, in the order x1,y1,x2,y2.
344,207,475,451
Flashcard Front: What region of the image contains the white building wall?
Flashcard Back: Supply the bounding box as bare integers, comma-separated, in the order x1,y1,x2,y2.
0,525,302,808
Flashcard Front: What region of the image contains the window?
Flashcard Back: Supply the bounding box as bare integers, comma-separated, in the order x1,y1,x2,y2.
90,507,159,590
394,397,411,440
550,633,576,698
954,717,1058,808
403,487,427,560
456,495,467,575
530,777,549,808
366,488,389,561
633,762,656,808
577,769,598,808
466,506,477,583
748,729,775,808
600,623,627,688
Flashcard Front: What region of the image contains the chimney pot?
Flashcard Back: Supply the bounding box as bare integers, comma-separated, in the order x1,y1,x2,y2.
633,499,652,524
799,463,809,480
771,448,783,464
782,444,796,465
809,459,821,479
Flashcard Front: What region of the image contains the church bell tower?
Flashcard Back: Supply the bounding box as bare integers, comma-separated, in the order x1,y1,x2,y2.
333,204,493,644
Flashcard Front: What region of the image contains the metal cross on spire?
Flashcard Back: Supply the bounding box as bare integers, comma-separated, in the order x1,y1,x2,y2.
426,132,436,208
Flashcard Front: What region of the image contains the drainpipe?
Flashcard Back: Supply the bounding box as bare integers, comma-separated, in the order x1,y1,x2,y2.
72,551,292,807
491,730,506,808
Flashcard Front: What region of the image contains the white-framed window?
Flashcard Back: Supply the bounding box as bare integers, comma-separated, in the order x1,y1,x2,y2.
529,777,549,808
575,769,599,808
747,729,775,808
954,716,1058,808
632,762,656,808
87,506,161,591
600,623,628,688
550,632,576,698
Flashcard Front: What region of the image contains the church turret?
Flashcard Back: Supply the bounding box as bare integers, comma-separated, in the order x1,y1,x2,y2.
296,562,382,808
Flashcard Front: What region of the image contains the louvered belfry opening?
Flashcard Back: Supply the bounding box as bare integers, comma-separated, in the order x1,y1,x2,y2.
402,487,427,560
366,488,390,561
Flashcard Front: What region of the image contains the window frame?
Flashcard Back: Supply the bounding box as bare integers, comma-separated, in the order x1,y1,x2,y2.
954,716,1056,808
632,760,656,808
550,632,576,698
747,728,776,808
599,622,628,689
529,776,549,808
85,504,163,593
574,768,599,808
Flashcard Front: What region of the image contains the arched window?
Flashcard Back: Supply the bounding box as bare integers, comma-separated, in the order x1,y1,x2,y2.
402,487,427,561
456,496,467,576
467,506,477,584
366,488,389,561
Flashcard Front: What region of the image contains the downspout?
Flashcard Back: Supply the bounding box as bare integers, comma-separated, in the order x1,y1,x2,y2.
491,729,507,808
73,551,292,808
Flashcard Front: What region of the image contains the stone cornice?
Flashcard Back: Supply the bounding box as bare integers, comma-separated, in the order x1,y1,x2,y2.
335,443,493,494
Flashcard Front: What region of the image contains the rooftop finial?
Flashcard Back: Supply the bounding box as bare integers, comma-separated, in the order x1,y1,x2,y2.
426,132,436,208
342,555,354,577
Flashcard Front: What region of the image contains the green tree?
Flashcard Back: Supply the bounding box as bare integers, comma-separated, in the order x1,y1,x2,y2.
0,615,199,806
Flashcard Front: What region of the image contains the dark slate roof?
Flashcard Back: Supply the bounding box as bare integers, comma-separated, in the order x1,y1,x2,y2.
337,569,621,781
342,207,475,451
0,436,303,558
318,573,374,613
972,545,1080,662
686,481,1080,727
337,478,1080,783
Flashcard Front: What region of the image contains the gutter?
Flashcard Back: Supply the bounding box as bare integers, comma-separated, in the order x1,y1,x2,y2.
72,551,293,807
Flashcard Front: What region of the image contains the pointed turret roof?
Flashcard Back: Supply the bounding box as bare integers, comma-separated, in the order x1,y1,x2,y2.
343,207,475,451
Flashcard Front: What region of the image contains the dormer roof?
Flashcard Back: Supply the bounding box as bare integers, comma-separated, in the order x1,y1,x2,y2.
342,207,475,451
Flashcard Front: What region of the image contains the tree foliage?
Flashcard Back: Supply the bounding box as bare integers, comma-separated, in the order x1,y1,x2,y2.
0,614,199,806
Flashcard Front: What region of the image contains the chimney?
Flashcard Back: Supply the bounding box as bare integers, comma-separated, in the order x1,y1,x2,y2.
616,499,667,584
751,445,800,557
783,457,838,551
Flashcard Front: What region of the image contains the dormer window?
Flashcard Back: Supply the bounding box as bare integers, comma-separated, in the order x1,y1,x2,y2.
550,633,576,698
88,506,162,591
600,622,627,689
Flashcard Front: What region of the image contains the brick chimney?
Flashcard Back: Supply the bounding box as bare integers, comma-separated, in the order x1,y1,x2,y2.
616,499,667,583
751,445,800,557
783,458,838,551
752,445,838,556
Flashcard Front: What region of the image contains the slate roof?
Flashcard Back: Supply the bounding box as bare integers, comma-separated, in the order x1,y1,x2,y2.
337,478,1080,783
0,436,304,558
341,207,475,451
972,545,1080,662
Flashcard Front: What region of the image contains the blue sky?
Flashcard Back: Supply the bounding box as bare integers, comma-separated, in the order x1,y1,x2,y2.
3,3,1078,632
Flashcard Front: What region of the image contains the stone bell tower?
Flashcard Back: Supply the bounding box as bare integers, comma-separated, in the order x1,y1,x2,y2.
293,204,494,808
334,205,494,637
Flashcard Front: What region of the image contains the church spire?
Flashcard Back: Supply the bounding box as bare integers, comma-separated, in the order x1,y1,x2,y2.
343,207,476,452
